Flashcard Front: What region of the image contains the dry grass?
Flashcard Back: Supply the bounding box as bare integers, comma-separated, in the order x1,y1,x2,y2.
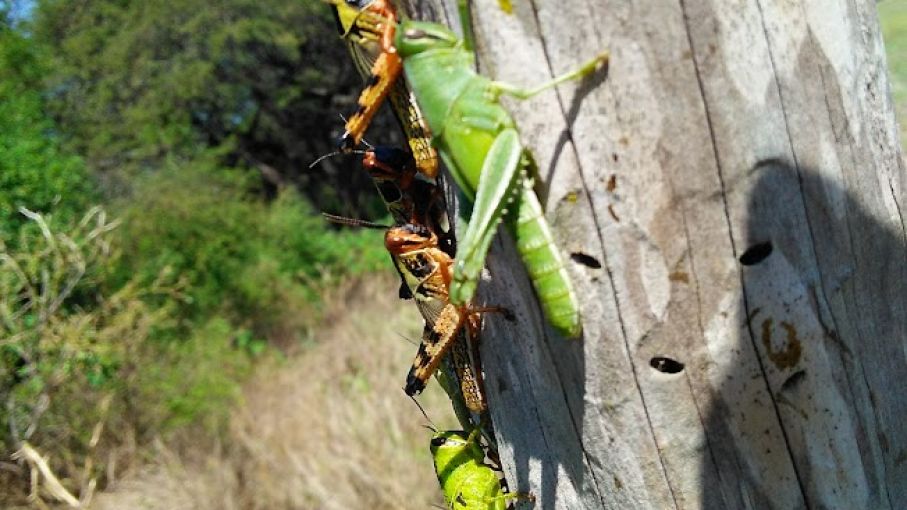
89,275,458,510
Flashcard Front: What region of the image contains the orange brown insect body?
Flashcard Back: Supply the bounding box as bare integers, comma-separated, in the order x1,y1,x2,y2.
329,147,488,413
383,223,499,407
331,0,439,178
362,147,453,257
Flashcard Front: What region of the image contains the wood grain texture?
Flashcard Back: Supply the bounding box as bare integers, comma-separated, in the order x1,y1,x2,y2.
419,1,906,508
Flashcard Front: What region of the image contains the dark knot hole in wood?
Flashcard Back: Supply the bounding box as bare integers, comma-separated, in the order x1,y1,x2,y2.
739,241,774,266
649,357,685,374
570,252,602,269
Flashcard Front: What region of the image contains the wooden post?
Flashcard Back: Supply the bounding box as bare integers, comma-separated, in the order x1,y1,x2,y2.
423,0,906,508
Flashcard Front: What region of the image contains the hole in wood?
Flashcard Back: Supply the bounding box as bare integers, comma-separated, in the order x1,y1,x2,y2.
739,241,773,265
571,252,602,269
781,369,806,392
650,357,684,374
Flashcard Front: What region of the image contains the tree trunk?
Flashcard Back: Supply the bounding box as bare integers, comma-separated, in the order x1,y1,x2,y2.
422,0,906,508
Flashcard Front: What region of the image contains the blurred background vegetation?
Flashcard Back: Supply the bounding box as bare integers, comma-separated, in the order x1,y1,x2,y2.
0,0,904,508
882,0,907,147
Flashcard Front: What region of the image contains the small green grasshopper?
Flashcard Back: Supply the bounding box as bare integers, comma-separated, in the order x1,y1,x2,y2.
431,429,533,510
332,0,607,337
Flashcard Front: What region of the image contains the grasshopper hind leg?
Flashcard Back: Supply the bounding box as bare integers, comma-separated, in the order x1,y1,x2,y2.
491,51,609,100
404,304,512,397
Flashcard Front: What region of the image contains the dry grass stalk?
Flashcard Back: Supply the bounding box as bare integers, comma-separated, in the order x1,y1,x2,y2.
11,442,80,507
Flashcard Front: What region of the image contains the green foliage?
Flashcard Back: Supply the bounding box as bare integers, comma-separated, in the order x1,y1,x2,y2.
0,202,378,500
0,0,422,502
111,161,388,337
31,0,385,216
880,2,907,145
131,316,252,433
0,207,172,455
0,27,92,240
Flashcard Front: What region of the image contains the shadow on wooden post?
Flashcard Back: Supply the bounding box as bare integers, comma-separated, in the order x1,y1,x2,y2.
699,161,907,509
422,0,906,508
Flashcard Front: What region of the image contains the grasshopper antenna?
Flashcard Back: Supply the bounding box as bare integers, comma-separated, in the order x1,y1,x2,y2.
322,212,388,229
309,150,344,168
308,149,369,169
409,395,436,431
396,332,420,347
336,113,375,149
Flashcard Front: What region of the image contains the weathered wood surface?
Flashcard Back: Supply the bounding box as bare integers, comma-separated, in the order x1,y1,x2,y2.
421,0,907,508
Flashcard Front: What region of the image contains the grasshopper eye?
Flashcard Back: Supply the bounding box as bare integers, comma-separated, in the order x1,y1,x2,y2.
431,436,447,447
405,28,429,40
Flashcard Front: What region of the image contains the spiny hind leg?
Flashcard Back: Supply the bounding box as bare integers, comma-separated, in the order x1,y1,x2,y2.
449,337,486,413
457,302,513,412
405,304,465,396
405,302,512,397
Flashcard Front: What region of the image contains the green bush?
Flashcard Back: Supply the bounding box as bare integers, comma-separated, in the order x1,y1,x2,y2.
0,208,178,493
0,196,383,502
0,28,92,241
130,316,252,434
111,161,389,339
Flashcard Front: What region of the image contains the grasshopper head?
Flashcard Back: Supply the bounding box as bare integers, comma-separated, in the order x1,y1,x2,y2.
363,147,416,184
384,223,435,255
429,430,484,467
395,20,459,57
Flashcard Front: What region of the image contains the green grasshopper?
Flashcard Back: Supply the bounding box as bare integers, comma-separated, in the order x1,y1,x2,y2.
431,429,533,510
332,0,607,337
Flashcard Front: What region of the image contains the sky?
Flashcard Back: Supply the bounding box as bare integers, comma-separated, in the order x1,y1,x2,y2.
6,0,35,23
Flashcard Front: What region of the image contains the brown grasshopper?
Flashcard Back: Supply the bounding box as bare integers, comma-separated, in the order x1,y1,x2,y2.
322,146,510,413
383,221,510,405
329,0,439,178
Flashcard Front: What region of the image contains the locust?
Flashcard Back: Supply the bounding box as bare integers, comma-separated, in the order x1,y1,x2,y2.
330,0,439,178
320,147,495,414
361,147,505,411
431,429,533,510
383,221,510,403
328,0,607,338
326,1,490,406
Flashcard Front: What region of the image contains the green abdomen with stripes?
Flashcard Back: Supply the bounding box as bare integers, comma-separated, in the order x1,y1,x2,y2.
508,180,582,338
